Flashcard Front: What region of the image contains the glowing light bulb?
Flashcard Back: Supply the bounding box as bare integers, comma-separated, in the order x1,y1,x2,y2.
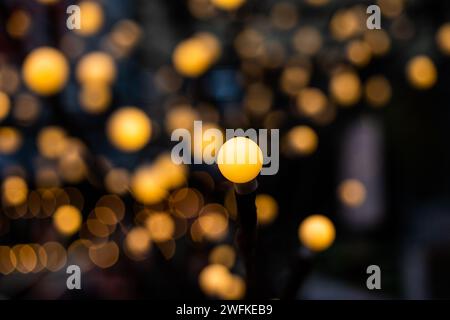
298,214,335,252
145,212,175,242
406,55,437,90
255,194,278,225
436,23,450,55
209,245,236,269
173,33,220,77
2,176,28,206
131,166,168,204
211,0,245,10
75,1,104,36
0,91,10,121
107,107,152,152
329,70,361,106
22,47,69,96
217,137,263,184
53,205,82,236
76,52,116,85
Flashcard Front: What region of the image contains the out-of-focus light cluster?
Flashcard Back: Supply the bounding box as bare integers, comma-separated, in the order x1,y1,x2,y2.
0,0,445,300
199,264,245,299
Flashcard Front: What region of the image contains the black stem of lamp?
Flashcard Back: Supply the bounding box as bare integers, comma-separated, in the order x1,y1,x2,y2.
281,246,314,299
234,179,258,299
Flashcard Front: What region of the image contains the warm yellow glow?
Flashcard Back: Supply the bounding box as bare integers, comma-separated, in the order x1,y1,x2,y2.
0,246,17,275
68,240,94,271
37,126,67,159
330,70,362,106
217,137,263,183
211,0,245,11
165,104,198,133
287,125,318,156
198,205,229,241
0,91,11,121
87,218,112,238
378,0,404,18
220,275,246,300
244,83,273,117
364,30,391,56
338,179,366,207
173,33,220,77
199,264,231,296
406,55,437,89
76,52,116,85
234,28,265,60
0,65,20,94
365,75,392,107
13,244,37,273
296,87,327,117
270,2,298,30
89,241,119,268
3,176,28,206
95,194,125,225
109,20,142,56
105,168,130,195
292,27,322,56
280,66,310,96
31,244,48,273
22,47,69,96
125,227,152,258
436,23,450,55
199,263,244,299
192,123,224,164
346,40,372,67
153,153,187,189
305,0,329,6
131,166,168,204
6,10,31,39
188,0,217,19
53,205,82,236
107,107,152,152
169,187,204,219
255,194,278,225
58,151,86,183
43,241,67,272
75,1,104,36
13,93,40,125
298,214,335,252
0,127,22,155
330,8,363,41
145,212,175,242
79,83,111,114
209,245,235,269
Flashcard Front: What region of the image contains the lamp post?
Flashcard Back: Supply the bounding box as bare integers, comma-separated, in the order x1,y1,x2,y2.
217,136,263,298
282,214,336,299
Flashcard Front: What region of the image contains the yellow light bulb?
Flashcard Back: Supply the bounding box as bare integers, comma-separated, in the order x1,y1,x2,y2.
107,107,152,152
173,33,220,77
2,176,28,206
406,55,437,90
22,47,69,96
75,1,104,36
76,52,116,85
217,137,263,183
211,0,246,10
255,194,278,225
298,214,335,252
53,205,82,236
131,166,168,204
0,91,11,121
